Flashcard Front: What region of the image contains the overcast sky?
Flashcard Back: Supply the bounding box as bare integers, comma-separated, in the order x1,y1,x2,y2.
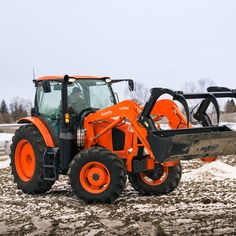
0,0,236,104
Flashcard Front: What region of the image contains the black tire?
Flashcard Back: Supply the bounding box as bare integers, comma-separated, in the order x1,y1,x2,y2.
128,163,182,196
10,125,55,193
68,147,126,203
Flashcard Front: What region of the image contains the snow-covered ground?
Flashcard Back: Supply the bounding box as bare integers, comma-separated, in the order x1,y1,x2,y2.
0,158,10,169
0,156,236,236
0,125,235,235
0,158,235,235
182,160,236,181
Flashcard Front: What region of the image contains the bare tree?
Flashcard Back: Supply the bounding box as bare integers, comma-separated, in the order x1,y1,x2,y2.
182,78,215,93
9,97,32,121
182,81,196,93
198,78,215,92
126,81,150,106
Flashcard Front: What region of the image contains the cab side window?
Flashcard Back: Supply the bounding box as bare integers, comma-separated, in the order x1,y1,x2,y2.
36,82,62,118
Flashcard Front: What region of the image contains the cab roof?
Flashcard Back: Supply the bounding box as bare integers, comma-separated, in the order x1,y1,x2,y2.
36,75,109,81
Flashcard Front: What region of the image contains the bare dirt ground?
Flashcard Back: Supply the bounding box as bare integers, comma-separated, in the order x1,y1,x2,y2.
0,156,235,236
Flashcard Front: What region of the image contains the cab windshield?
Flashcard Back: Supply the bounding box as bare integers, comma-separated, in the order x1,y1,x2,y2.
35,79,115,117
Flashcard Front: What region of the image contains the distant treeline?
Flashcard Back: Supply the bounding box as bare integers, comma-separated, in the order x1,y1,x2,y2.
1,82,236,124
0,98,32,123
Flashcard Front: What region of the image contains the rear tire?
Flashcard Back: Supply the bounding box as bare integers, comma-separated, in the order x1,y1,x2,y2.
68,147,126,203
10,125,55,193
129,163,182,196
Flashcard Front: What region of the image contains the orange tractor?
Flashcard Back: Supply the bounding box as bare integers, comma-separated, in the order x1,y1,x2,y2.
10,75,236,203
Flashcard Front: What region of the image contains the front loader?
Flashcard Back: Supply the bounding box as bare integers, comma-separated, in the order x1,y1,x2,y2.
10,75,236,203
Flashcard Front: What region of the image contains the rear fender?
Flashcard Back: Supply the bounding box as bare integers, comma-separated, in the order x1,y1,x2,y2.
18,117,56,148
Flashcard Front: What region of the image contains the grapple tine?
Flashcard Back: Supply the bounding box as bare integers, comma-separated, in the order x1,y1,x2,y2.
193,93,220,126
173,93,190,127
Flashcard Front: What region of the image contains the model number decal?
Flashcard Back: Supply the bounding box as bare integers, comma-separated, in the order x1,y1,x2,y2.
119,107,129,110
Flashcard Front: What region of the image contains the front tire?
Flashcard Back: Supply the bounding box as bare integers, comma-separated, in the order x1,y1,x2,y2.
129,162,182,196
10,125,55,193
68,147,126,203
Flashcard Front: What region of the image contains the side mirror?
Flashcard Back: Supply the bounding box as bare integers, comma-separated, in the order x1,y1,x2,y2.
128,80,134,91
42,80,51,93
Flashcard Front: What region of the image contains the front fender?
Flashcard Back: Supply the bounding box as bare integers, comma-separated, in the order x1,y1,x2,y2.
18,117,56,148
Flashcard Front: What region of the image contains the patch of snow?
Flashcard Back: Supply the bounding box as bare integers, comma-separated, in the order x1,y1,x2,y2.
0,133,13,142
0,133,13,165
182,161,236,181
220,122,236,130
0,158,10,169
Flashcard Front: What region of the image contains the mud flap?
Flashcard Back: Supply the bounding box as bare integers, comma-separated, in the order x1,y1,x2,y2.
148,125,236,163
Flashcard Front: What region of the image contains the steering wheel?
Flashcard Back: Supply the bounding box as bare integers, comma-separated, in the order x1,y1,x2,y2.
77,107,99,129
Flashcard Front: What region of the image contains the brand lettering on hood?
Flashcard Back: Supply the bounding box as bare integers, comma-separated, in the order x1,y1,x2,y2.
101,110,112,116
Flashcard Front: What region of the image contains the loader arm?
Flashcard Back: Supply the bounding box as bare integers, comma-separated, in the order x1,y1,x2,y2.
84,100,153,172
84,87,236,172
83,98,190,172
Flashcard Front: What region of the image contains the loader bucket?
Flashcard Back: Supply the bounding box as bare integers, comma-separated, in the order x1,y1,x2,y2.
138,87,236,163
148,125,236,163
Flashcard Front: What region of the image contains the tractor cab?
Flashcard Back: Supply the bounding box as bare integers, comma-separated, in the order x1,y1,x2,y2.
35,78,115,117
32,76,117,140
34,76,116,116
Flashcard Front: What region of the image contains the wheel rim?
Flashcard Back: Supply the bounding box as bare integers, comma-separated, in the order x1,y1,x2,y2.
15,139,36,182
80,162,111,194
139,164,169,186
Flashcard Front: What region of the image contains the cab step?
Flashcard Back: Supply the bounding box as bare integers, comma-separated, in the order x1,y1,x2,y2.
43,148,59,181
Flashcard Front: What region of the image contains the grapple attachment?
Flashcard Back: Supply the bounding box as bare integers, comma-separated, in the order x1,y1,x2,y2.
139,87,236,163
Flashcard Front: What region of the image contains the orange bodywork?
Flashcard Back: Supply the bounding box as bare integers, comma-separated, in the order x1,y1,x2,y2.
151,99,192,129
91,118,133,159
83,99,190,172
18,117,55,148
